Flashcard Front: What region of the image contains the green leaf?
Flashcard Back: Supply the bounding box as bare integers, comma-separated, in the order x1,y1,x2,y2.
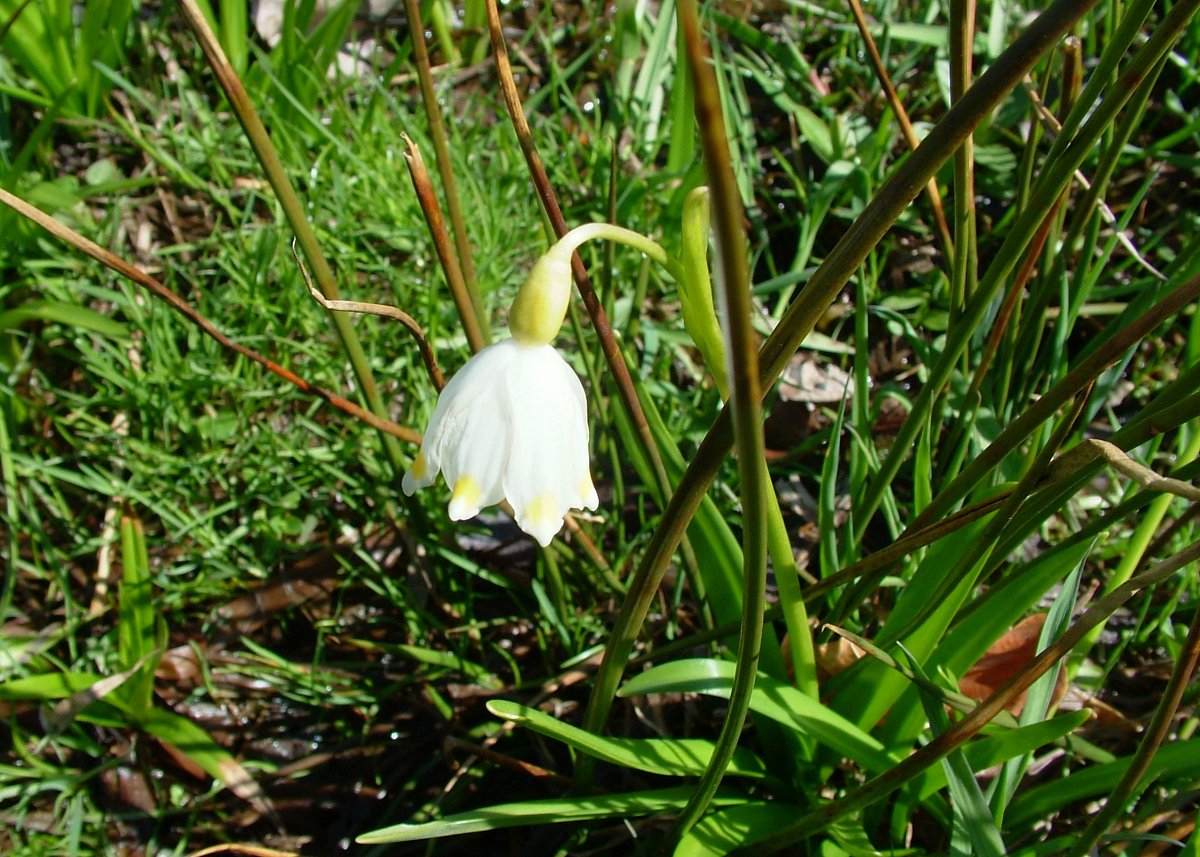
619,659,898,773
915,711,1090,799
358,787,743,844
41,658,154,734
677,806,914,857
675,803,798,857
117,514,163,718
487,699,770,781
909,653,1006,857
139,708,272,815
938,539,1094,678
862,21,949,48
829,509,996,733
0,300,128,340
0,672,107,701
1005,740,1200,831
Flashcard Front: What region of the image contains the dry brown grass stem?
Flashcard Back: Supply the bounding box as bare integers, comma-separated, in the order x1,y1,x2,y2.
403,135,488,355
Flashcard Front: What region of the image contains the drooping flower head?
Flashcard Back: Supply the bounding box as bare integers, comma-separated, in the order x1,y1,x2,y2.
402,241,597,547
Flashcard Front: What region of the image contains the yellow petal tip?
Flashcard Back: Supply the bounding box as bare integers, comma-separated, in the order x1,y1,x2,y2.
448,475,484,520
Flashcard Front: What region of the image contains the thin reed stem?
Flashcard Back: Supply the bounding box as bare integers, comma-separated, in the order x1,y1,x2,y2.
403,135,489,354
403,0,489,341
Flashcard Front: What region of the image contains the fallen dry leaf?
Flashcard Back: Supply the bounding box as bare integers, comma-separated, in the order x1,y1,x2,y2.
960,613,1069,716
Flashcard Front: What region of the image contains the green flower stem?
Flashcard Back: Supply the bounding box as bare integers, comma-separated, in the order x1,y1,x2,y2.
546,223,685,286
580,0,1099,757
659,0,768,845
766,491,818,700
540,545,569,643
177,0,405,474
402,0,489,343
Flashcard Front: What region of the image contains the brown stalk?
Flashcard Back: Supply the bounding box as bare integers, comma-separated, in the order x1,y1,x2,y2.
403,135,488,355
401,0,484,325
0,188,420,445
846,0,953,258
291,241,445,390
443,735,572,789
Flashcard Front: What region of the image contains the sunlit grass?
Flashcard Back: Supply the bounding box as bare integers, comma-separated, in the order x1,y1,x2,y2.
2,0,1200,854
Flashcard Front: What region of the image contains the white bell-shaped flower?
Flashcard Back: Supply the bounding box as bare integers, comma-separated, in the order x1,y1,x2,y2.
402,340,598,547
405,236,601,546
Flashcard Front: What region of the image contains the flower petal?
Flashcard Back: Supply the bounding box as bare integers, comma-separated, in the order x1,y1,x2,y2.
447,475,485,520
502,343,593,543
517,492,566,547
406,340,521,508
401,450,433,496
404,337,597,546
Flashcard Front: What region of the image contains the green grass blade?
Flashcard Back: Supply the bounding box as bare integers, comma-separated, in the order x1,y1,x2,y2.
218,0,248,74
916,711,1090,800
116,514,161,718
357,787,743,844
1005,739,1200,832
910,653,1007,857
487,699,771,781
674,802,797,857
0,300,128,340
619,659,898,773
827,506,995,731
139,707,271,813
0,672,107,701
